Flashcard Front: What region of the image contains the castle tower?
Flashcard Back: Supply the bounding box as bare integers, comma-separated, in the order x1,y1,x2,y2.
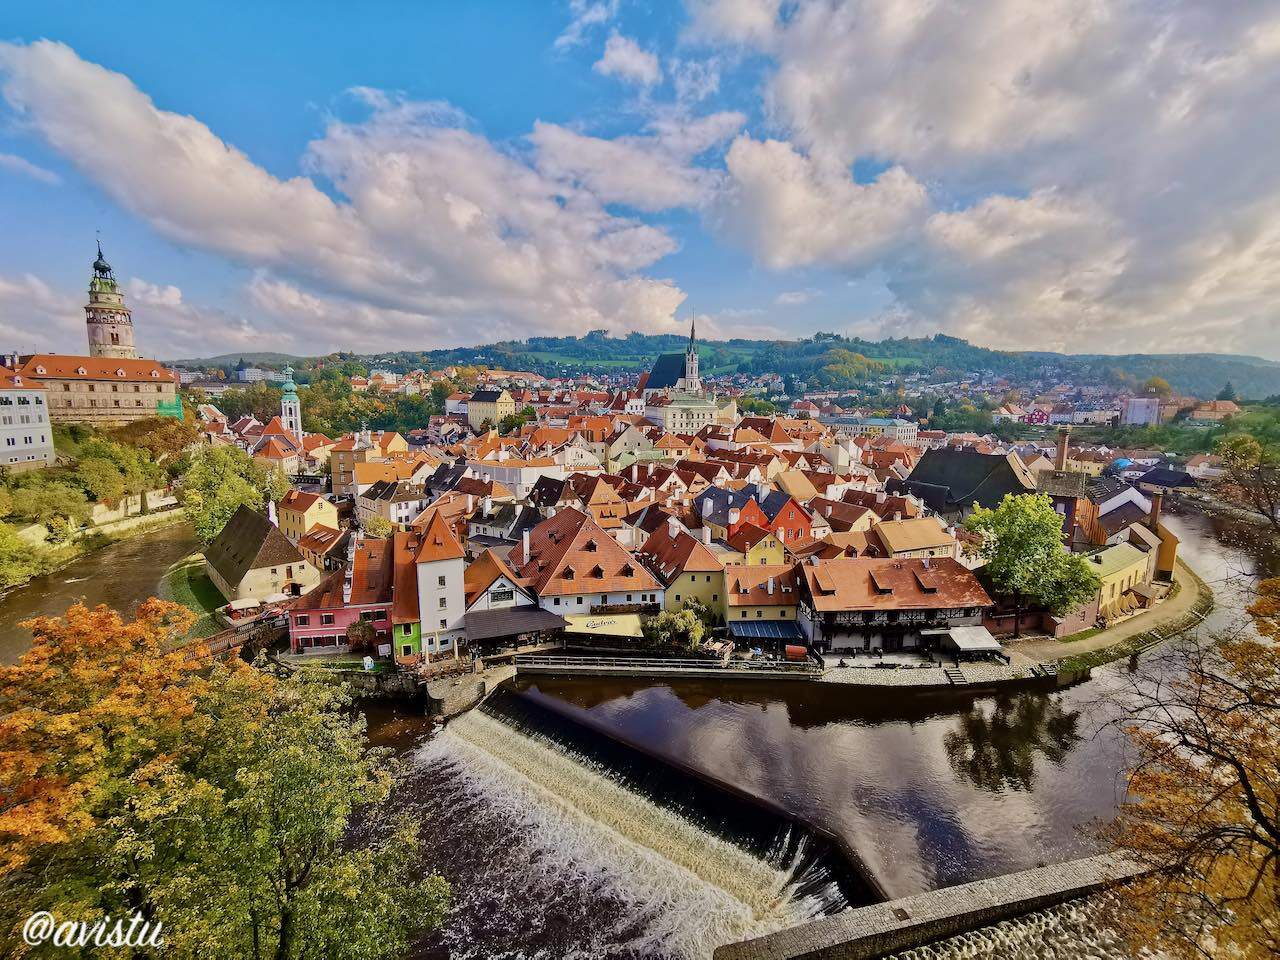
280,365,302,439
676,314,701,393
85,241,138,360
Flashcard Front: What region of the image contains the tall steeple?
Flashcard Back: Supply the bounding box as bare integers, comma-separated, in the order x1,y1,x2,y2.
280,365,302,439
85,239,138,359
679,313,701,394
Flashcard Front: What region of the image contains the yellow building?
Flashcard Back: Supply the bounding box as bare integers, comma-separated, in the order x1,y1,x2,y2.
871,516,957,560
467,388,516,432
637,523,725,616
1088,541,1153,619
724,564,800,624
277,490,339,545
726,523,786,565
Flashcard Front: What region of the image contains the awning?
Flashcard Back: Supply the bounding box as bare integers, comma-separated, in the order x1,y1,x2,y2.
563,612,645,638
728,620,804,641
937,625,1002,653
464,606,566,642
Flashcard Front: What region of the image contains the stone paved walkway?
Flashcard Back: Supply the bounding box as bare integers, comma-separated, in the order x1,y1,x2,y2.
1004,559,1207,666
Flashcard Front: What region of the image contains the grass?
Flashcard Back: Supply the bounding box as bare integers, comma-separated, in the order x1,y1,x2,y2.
160,553,226,638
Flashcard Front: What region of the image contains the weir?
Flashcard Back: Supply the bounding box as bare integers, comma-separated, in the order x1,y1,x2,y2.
422,685,874,958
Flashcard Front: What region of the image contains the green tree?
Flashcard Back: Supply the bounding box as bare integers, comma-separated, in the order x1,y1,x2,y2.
0,523,40,587
965,493,1100,637
1143,376,1173,398
362,514,394,538
181,446,281,545
1216,434,1280,532
0,602,448,958
76,456,126,503
15,483,90,528
642,607,707,650
1217,381,1238,402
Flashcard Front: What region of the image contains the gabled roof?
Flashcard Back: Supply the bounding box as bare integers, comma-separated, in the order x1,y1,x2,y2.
17,354,177,383
872,516,954,554
349,537,395,606
637,523,723,585
801,557,991,612
390,530,421,623
726,522,776,553
280,490,326,514
205,506,304,587
506,507,661,597
415,510,465,563
725,564,800,606
645,352,686,391
892,448,1035,513
463,548,532,607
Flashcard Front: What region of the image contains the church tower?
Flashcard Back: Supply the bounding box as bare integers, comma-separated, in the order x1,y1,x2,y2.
676,314,701,393
280,365,302,439
85,241,138,359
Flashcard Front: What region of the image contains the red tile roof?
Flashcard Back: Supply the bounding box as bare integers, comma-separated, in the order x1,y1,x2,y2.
800,557,990,612
506,507,660,597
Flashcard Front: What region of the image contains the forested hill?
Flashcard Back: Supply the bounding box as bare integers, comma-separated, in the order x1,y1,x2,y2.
175,331,1280,400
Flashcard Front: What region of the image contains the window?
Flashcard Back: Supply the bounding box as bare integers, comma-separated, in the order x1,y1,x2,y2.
320,613,335,625
438,597,447,609
402,624,412,636
553,597,561,606
439,619,447,629
295,615,310,626
712,594,718,601
740,610,747,618
576,596,583,604
402,644,412,657
437,575,446,587
757,609,763,617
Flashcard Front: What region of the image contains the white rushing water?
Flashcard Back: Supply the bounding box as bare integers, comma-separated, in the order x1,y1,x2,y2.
417,709,835,960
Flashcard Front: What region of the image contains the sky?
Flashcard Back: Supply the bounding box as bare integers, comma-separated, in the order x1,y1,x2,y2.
1,1,1278,361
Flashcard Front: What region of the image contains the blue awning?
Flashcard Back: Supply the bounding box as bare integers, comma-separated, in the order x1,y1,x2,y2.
728,620,804,641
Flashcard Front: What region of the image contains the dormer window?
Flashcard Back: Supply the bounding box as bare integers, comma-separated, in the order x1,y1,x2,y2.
151,370,160,378
590,564,605,579
35,366,45,375
116,369,125,377
620,563,635,578
76,367,86,375
562,566,575,581
584,539,597,552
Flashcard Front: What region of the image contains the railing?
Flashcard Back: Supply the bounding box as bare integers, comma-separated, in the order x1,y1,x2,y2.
514,653,824,675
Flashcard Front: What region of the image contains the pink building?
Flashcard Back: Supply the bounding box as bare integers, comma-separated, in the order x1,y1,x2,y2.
288,537,394,653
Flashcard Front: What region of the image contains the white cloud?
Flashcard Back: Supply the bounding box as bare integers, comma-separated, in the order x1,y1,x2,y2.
531,110,743,211
0,151,59,184
774,288,819,306
693,0,1280,357
0,273,83,353
593,32,662,87
715,135,928,271
0,40,689,354
671,57,721,104
556,0,620,49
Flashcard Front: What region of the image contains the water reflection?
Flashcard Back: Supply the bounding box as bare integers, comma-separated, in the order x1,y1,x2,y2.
942,695,1082,792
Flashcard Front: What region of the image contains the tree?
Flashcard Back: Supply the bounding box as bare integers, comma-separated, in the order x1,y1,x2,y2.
642,607,706,650
181,446,282,545
1216,434,1280,532
0,522,40,587
15,483,91,528
345,618,377,652
1143,376,1173,398
964,493,1100,637
0,601,448,957
362,514,395,538
1217,381,1238,402
76,455,126,503
1104,579,1280,959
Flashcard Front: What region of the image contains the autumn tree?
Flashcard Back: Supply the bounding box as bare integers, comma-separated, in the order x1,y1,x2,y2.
1216,434,1280,532
362,514,395,538
1104,578,1280,959
181,445,286,545
965,493,1100,637
0,600,448,957
642,606,707,650
1143,376,1173,398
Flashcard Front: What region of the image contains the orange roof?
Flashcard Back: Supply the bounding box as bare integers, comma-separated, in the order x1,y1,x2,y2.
506,507,660,597
415,510,465,563
260,416,293,437
726,522,777,553
390,530,422,624
254,437,294,461
353,459,423,486
463,549,528,607
280,490,325,513
349,537,395,606
637,523,723,584
297,524,344,555
725,564,800,606
17,354,177,383
801,557,991,612
0,365,45,390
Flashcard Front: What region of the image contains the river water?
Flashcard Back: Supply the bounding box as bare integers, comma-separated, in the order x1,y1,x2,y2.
1,506,1275,959
0,521,199,663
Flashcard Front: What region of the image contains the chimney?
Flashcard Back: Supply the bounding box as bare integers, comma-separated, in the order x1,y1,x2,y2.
668,517,680,539
483,495,492,515
522,527,530,556
700,526,711,545
826,504,833,517
894,511,902,521
757,482,768,502
1055,426,1071,471
466,494,474,514
702,498,713,518
876,490,887,504
1147,491,1163,531
267,500,278,526
767,576,775,595
728,507,740,525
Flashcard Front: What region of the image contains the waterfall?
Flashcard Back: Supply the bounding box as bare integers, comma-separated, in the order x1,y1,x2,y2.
418,703,845,959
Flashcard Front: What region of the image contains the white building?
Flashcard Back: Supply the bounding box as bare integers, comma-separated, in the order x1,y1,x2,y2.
414,512,467,656
0,367,54,472
1122,397,1162,426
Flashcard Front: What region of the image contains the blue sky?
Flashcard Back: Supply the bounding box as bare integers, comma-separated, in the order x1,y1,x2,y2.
1,1,1278,360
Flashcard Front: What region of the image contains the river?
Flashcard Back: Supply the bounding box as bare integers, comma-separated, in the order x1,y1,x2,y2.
0,521,199,664
1,507,1275,959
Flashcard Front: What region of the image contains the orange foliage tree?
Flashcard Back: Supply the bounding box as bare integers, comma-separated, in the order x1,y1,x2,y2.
1106,577,1280,958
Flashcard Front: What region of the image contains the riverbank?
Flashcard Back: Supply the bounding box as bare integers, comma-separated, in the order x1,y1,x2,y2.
158,551,225,638
1007,558,1214,672
2,507,189,599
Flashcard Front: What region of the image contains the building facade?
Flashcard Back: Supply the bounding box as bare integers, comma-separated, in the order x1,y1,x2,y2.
0,367,54,472
84,242,137,360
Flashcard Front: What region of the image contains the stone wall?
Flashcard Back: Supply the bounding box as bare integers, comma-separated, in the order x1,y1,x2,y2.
713,853,1140,960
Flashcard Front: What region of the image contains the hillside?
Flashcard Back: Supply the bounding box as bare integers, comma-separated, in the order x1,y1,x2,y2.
172,332,1280,400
